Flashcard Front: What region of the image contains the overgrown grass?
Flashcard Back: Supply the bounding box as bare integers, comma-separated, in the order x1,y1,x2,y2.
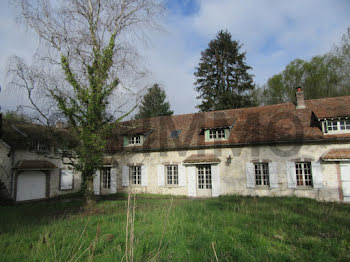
0,195,350,261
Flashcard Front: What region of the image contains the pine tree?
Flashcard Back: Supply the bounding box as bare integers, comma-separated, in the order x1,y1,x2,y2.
135,84,173,119
194,30,255,111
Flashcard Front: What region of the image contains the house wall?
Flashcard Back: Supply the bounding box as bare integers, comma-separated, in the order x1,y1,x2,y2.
13,149,81,198
0,142,12,194
107,142,350,202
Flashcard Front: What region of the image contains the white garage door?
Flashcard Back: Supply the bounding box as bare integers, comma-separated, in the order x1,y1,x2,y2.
16,171,46,201
340,164,350,202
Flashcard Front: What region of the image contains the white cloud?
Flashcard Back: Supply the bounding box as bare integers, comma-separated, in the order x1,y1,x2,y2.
0,0,349,115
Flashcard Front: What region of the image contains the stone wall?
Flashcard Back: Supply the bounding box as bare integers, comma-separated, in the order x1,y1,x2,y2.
106,142,350,202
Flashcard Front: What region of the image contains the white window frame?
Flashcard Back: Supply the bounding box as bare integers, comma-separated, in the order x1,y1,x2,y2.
130,166,142,185
129,135,141,145
101,167,111,189
197,165,212,189
165,165,178,186
209,128,225,139
254,163,269,186
324,119,350,134
295,162,313,187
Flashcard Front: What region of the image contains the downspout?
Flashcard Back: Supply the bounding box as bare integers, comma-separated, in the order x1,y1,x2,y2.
10,149,15,198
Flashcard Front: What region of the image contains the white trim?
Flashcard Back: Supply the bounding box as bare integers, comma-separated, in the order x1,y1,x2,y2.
110,168,117,193
157,165,165,187
322,158,350,162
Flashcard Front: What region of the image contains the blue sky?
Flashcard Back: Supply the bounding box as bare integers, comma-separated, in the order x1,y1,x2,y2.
0,0,350,115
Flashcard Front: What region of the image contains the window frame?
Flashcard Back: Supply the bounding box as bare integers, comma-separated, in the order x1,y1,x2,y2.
324,119,350,134
295,162,313,188
209,128,225,139
129,135,141,145
130,165,142,185
254,162,270,187
165,165,179,186
197,165,212,190
101,167,111,189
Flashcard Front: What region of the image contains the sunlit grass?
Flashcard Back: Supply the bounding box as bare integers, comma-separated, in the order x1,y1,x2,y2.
0,195,350,261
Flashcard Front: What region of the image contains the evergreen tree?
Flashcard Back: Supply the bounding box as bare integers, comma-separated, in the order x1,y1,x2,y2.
135,84,173,119
194,30,255,111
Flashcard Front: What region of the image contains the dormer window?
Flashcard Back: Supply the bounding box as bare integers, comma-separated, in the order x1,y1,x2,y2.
340,120,350,130
209,129,225,139
129,135,141,145
322,118,350,134
204,128,230,141
171,130,181,138
123,135,144,146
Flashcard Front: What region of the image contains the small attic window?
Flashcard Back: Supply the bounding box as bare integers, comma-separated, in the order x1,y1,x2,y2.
322,118,350,134
209,128,225,139
129,135,141,144
171,130,181,138
204,128,230,141
123,135,144,146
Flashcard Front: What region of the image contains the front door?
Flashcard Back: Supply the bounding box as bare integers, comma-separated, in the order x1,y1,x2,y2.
197,165,212,197
340,164,350,202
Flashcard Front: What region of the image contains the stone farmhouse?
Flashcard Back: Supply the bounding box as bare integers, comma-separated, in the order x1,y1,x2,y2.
1,88,350,202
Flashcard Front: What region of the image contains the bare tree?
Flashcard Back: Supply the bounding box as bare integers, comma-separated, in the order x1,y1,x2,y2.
7,0,163,202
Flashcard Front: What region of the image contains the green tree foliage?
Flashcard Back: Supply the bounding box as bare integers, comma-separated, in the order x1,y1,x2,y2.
135,84,173,119
194,30,255,111
262,27,350,105
10,0,162,201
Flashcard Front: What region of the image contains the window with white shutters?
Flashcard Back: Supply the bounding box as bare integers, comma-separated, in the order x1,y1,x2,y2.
254,163,269,186
130,166,141,185
295,162,313,187
101,167,111,188
166,165,178,185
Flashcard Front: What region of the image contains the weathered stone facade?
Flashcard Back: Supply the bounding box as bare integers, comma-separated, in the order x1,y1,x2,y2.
91,142,350,202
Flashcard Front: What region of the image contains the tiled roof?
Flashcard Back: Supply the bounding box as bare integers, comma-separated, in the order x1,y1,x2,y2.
106,95,350,152
183,154,221,164
13,160,57,170
321,148,350,160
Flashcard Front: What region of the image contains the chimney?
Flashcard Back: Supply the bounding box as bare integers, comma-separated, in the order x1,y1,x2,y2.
296,86,305,109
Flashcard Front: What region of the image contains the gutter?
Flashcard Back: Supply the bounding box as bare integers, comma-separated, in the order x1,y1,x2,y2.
322,158,350,162
110,138,350,154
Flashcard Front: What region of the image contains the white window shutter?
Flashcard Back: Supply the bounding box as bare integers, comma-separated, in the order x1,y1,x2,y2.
157,165,165,187
269,162,279,188
122,166,129,186
110,168,117,193
93,170,100,195
178,165,186,187
211,165,221,197
246,163,255,188
187,166,196,197
141,165,148,187
60,170,73,190
287,162,297,188
311,162,323,189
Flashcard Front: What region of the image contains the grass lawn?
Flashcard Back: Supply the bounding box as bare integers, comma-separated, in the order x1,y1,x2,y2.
0,195,350,261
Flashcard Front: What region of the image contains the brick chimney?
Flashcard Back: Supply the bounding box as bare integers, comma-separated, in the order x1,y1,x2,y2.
296,86,305,109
